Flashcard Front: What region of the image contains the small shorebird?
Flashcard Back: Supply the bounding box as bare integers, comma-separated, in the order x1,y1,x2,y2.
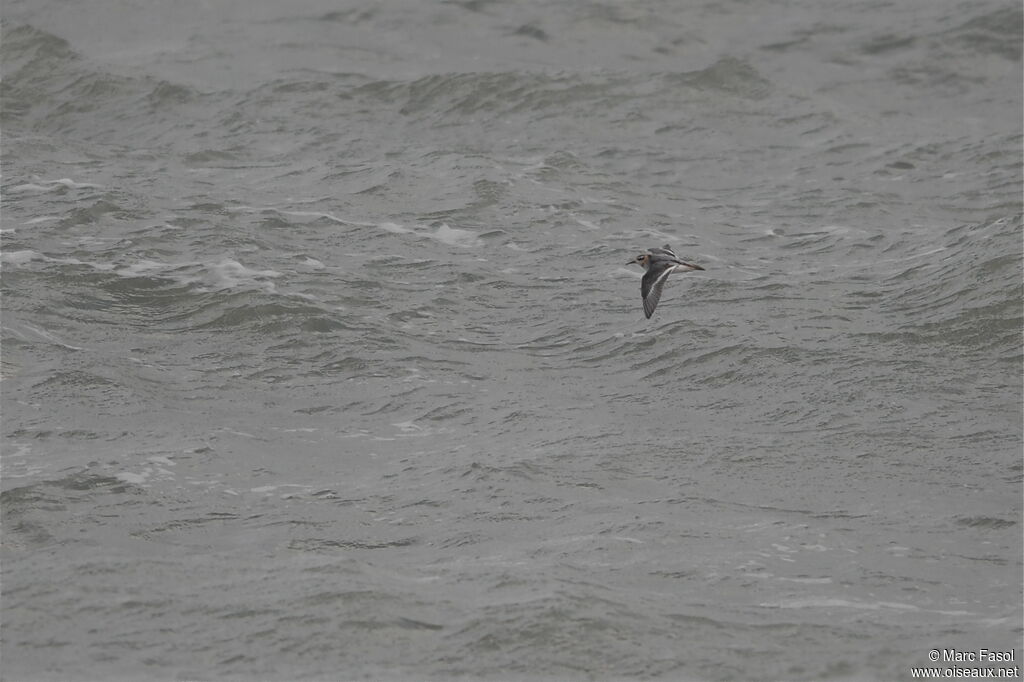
627,244,704,319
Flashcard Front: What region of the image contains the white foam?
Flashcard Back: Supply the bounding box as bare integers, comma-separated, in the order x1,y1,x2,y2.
0,442,47,479
273,209,348,224
1,250,43,265
573,216,601,230
760,597,973,616
7,178,102,193
115,471,149,485
3,321,86,350
431,223,482,248
206,258,280,293
776,576,833,584
611,536,644,544
227,205,355,225
103,257,282,293
7,183,52,194
115,259,181,277
2,250,125,275
250,484,312,497
217,427,257,438
53,178,102,189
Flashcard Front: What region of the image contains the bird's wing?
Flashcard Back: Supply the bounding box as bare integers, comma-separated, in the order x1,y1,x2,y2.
641,264,675,319
649,245,678,260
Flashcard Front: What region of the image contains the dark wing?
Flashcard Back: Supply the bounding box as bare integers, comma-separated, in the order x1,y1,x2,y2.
648,244,678,260
640,264,675,319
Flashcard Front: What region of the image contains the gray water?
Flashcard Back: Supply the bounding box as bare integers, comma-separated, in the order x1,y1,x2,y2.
2,1,1022,680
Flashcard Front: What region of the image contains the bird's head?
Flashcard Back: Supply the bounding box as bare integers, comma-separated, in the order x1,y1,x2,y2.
628,253,650,268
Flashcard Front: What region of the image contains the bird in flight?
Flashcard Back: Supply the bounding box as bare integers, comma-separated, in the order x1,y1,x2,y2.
627,244,704,319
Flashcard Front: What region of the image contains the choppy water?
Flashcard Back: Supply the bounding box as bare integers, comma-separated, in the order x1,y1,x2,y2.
2,1,1022,680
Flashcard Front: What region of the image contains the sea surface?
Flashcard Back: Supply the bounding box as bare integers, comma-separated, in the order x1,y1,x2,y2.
1,1,1022,680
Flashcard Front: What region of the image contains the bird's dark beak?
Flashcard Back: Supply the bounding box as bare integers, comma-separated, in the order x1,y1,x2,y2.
626,259,636,265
